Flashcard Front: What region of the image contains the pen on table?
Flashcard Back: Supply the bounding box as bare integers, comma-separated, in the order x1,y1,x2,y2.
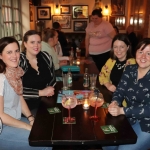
53,82,56,87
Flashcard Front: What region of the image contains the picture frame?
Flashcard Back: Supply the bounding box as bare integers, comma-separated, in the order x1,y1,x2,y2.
60,5,70,14
52,15,71,29
74,21,87,31
72,5,88,19
111,0,125,16
37,7,51,20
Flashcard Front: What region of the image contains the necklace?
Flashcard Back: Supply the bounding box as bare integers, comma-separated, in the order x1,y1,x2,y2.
115,60,126,70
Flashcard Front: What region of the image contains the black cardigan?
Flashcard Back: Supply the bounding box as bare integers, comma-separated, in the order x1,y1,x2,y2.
19,51,56,99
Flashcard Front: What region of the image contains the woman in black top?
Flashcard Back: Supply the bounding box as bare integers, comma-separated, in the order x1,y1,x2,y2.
99,34,136,93
19,30,56,112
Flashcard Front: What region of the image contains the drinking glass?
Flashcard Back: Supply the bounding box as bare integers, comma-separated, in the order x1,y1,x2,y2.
76,49,81,59
89,92,104,121
62,95,77,123
90,74,97,90
62,74,68,90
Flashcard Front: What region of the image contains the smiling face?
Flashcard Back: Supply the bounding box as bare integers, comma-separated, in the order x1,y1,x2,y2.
136,44,150,70
113,40,129,61
0,42,20,68
24,34,41,56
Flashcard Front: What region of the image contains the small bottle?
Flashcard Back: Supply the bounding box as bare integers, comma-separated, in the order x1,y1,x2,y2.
83,68,89,87
67,68,72,87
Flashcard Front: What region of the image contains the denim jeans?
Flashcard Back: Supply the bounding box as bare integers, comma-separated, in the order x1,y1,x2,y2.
0,117,52,150
102,121,150,150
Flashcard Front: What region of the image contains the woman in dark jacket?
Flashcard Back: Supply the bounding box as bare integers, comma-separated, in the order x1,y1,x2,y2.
19,30,56,113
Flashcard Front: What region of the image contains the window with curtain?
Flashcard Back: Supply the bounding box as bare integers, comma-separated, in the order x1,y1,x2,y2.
0,0,22,40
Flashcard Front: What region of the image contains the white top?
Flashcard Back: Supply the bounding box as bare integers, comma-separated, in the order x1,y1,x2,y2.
41,41,60,70
55,42,69,61
0,73,21,119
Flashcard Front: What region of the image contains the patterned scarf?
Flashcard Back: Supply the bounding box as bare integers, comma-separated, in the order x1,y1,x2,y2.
5,66,24,95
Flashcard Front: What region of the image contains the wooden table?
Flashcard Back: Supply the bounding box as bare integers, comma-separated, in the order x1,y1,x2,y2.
29,81,137,149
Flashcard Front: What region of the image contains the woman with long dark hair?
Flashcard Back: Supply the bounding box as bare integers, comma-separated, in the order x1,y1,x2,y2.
0,37,51,150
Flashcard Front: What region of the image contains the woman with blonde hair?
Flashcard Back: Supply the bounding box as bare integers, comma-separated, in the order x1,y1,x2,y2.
41,28,67,70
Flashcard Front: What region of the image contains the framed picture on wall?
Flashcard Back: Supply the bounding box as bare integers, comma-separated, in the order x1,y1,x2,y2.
52,15,71,29
60,5,70,14
111,0,126,16
72,5,88,19
73,21,87,31
37,7,51,20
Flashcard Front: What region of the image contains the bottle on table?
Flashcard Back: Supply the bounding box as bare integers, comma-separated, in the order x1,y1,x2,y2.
83,68,89,88
67,68,72,87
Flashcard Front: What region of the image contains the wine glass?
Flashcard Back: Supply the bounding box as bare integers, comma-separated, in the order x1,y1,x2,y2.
89,91,104,121
62,95,77,123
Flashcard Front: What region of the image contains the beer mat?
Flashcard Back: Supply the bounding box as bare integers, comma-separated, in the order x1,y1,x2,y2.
61,65,80,72
63,117,76,124
57,90,91,103
101,102,109,108
47,107,61,114
101,125,118,134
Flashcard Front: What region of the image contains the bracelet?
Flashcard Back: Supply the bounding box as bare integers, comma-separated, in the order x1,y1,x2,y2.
27,114,34,120
29,119,34,122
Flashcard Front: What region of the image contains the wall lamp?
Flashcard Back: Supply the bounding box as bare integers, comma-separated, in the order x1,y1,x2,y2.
130,14,143,29
55,4,59,14
115,16,126,29
104,5,109,15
